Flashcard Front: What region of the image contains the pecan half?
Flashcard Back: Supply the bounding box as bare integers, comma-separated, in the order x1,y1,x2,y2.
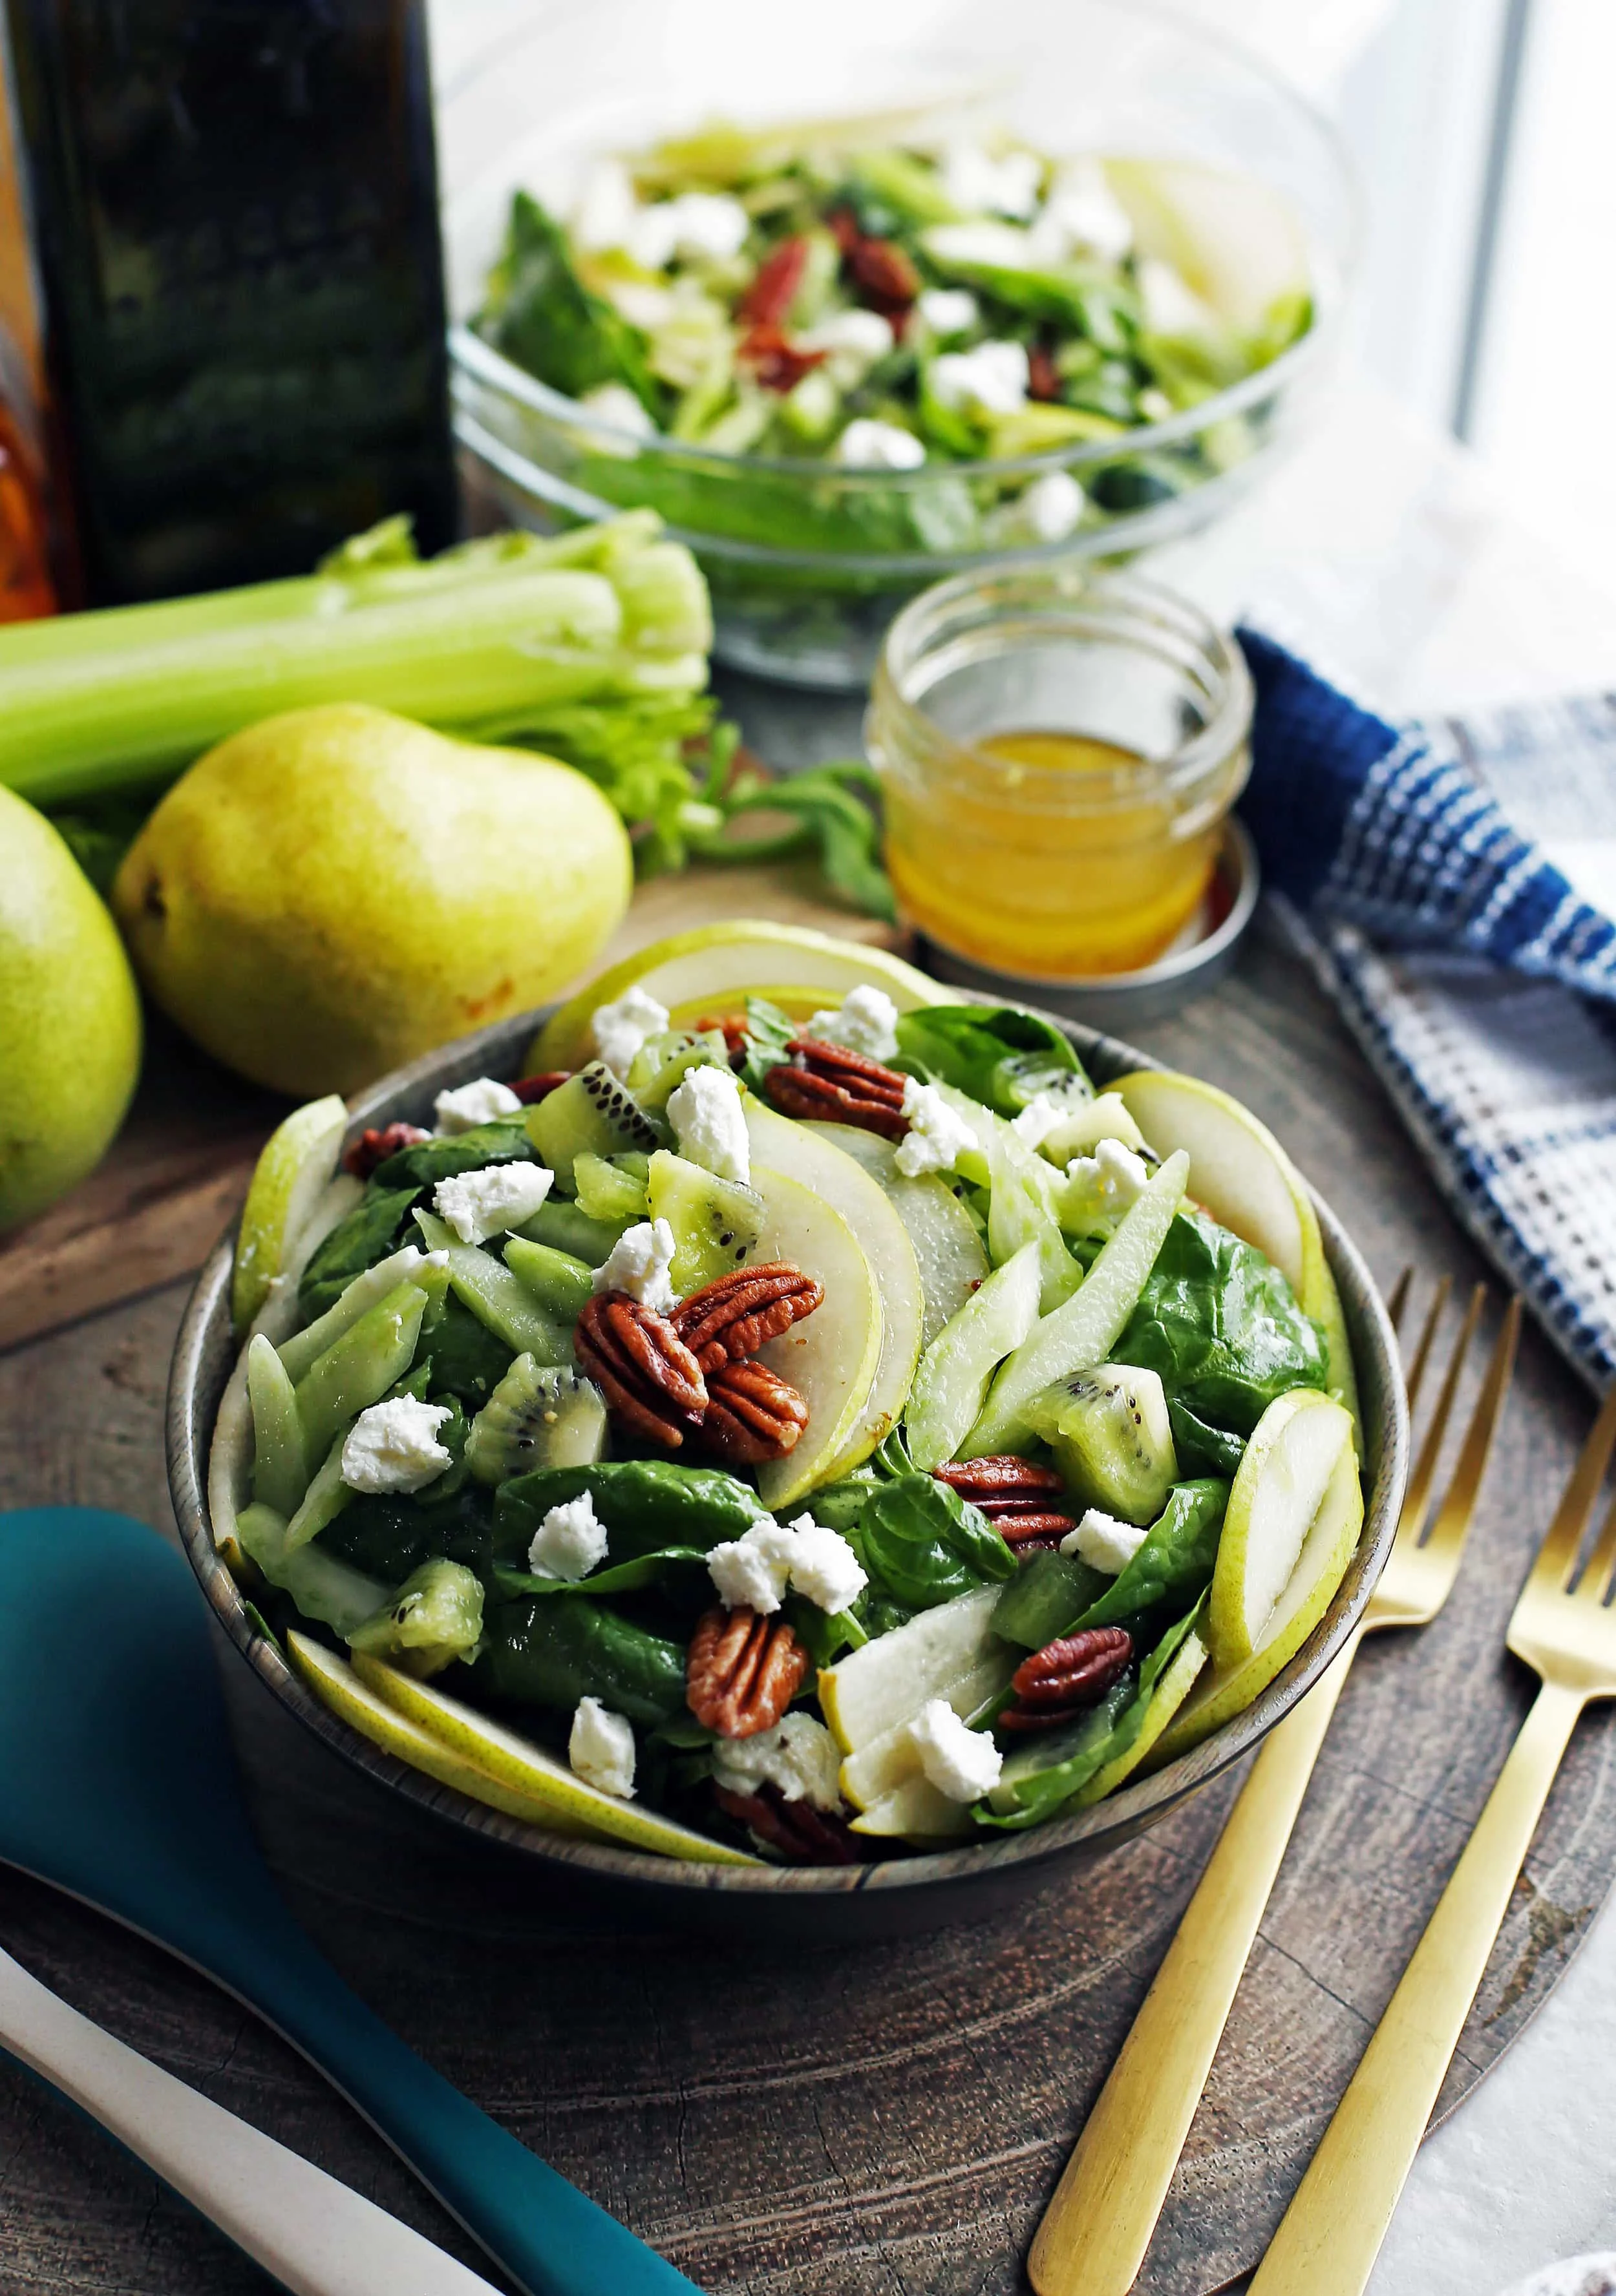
574,1292,707,1449
763,1037,909,1140
510,1070,570,1104
672,1261,824,1371
931,1457,1077,1550
687,1606,809,1738
828,206,920,319
343,1121,429,1180
713,1782,861,1865
703,1358,809,1464
999,1627,1134,1733
1028,342,1063,401
738,320,826,393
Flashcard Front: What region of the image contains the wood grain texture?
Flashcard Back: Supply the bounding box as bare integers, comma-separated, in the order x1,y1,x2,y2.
0,912,1609,2296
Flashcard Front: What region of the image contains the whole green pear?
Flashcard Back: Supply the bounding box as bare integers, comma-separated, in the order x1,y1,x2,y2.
112,704,633,1096
0,786,142,1228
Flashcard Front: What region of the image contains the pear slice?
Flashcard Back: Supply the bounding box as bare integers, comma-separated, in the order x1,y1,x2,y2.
1209,1389,1356,1667
800,1121,988,1348
529,920,948,1070
840,1649,1014,1811
905,1240,1041,1471
1149,1435,1363,1769
1073,1618,1209,1806
962,1152,1189,1457
745,1099,925,1492
851,1775,975,1841
1110,1066,1363,1449
338,1648,759,1864
745,1162,884,1510
232,1095,350,1331
820,1583,1009,1754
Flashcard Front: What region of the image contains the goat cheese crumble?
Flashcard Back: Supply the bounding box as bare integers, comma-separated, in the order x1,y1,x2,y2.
942,141,1043,222
340,1396,452,1495
805,984,900,1063
592,1217,679,1313
591,985,670,1077
569,1698,637,1799
917,286,979,338
432,1161,554,1246
908,1698,1003,1801
1065,1134,1151,1212
833,417,926,470
895,1078,979,1178
1012,469,1086,543
798,307,893,385
707,1513,866,1614
527,1491,609,1583
434,1076,523,1133
1061,1506,1149,1575
666,1064,750,1185
628,191,750,270
712,1712,843,1810
930,339,1030,417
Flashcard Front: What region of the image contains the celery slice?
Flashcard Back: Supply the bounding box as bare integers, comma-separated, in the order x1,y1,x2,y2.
246,1334,306,1517
416,1212,574,1364
292,1281,428,1465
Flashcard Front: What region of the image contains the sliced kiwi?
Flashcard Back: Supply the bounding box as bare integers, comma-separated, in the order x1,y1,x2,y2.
628,1029,732,1114
646,1147,765,1295
573,1151,650,1225
526,1064,664,1188
465,1354,610,1486
346,1557,485,1678
1030,1362,1178,1526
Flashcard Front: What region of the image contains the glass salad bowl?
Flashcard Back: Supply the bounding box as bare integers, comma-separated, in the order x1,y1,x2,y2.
166,1000,1405,1943
438,0,1356,688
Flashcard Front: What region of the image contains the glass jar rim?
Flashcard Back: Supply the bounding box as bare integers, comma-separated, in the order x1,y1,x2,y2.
869,562,1253,812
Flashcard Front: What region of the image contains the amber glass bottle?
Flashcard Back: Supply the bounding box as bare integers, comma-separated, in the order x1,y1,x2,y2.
1,0,456,604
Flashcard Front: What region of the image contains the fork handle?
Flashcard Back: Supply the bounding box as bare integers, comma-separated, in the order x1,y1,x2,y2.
1028,1631,1363,2296
1249,1677,1584,2296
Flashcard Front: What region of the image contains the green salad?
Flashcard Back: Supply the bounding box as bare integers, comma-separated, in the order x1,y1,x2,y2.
476,113,1312,543
213,925,1363,1866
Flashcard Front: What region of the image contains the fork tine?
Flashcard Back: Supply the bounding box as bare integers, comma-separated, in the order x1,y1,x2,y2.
1403,1275,1454,1417
1418,1298,1521,1566
1386,1266,1413,1338
1582,1486,1616,1606
1531,1382,1616,1592
1399,1283,1482,1546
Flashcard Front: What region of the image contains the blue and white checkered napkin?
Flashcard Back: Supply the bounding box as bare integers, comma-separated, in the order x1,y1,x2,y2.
1237,629,1616,1395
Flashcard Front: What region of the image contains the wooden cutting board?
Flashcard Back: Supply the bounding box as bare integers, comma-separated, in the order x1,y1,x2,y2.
0,856,898,1355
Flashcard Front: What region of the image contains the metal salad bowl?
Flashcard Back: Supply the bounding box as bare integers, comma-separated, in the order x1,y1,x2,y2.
167,1005,1407,1941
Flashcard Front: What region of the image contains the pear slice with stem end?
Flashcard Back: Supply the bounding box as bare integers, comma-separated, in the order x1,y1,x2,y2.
745,1161,883,1510
1109,1066,1363,1451
743,1099,924,1493
529,920,948,1071
346,1650,758,1864
1208,1389,1356,1667
800,1121,988,1348
906,1241,1042,1472
962,1152,1190,1457
232,1095,348,1331
1148,1434,1363,1769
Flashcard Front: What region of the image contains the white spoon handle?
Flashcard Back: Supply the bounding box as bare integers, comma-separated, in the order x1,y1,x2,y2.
0,1943,500,2296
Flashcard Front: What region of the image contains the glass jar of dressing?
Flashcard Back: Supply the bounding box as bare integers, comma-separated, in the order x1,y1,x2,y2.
867,565,1252,981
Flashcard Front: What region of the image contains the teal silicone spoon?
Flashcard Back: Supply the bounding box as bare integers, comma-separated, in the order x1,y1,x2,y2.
0,1506,699,2296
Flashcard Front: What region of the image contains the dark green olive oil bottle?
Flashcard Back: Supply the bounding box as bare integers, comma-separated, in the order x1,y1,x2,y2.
1,0,457,604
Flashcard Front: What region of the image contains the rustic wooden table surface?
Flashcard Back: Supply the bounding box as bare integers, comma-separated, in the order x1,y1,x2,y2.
0,852,1607,2295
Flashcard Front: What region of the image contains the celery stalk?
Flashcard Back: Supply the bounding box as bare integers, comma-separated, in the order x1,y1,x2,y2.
0,511,712,810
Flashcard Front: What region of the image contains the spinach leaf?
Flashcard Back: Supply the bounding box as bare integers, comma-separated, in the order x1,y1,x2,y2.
491,1550,710,1602
979,1603,1205,1829
298,1186,420,1318
1072,1479,1228,1632
856,1475,1015,1613
1166,1400,1246,1478
893,1004,1091,1118
735,995,797,1097
372,1120,536,1190
480,192,663,416
494,1459,769,1568
1113,1212,1328,1443
475,1594,687,1724
992,1548,1111,1650
418,1294,516,1409
690,762,897,923
320,1477,495,1585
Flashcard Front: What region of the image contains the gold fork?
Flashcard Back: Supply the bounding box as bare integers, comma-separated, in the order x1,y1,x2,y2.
1028,1279,1520,2296
1249,1374,1616,2295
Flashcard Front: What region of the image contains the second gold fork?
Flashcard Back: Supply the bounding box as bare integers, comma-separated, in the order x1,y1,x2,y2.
1028,1280,1520,2296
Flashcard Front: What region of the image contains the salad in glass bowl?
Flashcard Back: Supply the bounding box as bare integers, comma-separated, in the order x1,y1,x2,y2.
443,0,1354,684
205,924,1369,1869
